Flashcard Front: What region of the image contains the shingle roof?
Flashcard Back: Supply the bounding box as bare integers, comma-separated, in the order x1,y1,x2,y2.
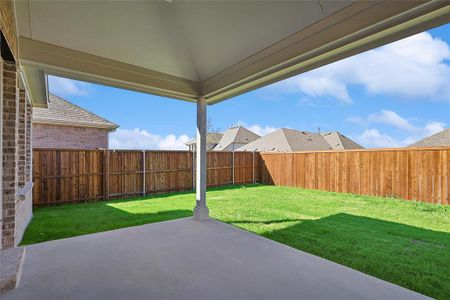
213,126,260,151
237,128,363,152
409,129,450,147
321,131,364,150
32,94,118,130
185,133,223,145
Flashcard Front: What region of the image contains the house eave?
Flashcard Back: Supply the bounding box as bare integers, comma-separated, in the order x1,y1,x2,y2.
32,118,119,131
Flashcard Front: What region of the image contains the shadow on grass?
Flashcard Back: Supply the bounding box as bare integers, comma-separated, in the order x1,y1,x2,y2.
254,213,449,299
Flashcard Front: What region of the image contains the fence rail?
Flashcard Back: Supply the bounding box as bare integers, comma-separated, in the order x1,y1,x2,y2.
260,147,450,205
32,149,261,206
33,147,449,206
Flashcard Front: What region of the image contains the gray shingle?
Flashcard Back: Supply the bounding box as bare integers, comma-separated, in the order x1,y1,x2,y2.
213,126,260,151
409,129,450,147
321,132,363,150
238,128,363,152
32,94,118,130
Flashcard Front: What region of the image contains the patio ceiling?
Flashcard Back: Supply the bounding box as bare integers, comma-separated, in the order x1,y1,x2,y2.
14,1,450,107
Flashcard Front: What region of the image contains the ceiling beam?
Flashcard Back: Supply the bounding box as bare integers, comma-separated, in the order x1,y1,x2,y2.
19,37,201,103
19,65,48,107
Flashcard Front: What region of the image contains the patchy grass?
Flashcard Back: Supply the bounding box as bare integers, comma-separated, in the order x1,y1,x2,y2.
22,185,450,299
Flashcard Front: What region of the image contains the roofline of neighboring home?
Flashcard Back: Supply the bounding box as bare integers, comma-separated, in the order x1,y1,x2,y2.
185,140,219,146
32,117,119,131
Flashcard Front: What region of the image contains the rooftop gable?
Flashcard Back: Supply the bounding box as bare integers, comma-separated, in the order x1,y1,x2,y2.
213,126,260,151
322,131,363,150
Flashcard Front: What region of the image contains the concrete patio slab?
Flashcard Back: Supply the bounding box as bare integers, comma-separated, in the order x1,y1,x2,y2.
3,218,428,300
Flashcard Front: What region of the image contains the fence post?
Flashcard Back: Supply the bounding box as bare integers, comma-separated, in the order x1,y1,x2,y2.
192,150,195,190
103,150,110,200
232,150,235,185
252,151,255,184
142,150,146,197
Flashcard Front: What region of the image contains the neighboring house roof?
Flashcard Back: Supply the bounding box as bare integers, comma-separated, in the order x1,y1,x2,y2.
237,128,363,152
33,94,118,130
213,126,260,151
409,129,450,147
321,131,364,150
185,133,223,146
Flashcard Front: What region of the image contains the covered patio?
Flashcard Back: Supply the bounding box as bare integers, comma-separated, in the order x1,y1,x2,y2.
1,0,449,298
14,0,450,222
4,218,428,300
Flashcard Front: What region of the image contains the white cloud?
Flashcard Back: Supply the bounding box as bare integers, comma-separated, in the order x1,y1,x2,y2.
109,128,190,150
349,109,446,134
48,76,92,97
247,124,277,136
236,121,278,136
282,32,450,102
290,76,351,103
350,110,447,148
355,129,418,148
424,121,446,136
357,129,402,148
368,110,416,131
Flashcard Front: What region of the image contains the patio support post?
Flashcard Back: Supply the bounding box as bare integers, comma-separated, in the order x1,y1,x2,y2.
193,95,209,221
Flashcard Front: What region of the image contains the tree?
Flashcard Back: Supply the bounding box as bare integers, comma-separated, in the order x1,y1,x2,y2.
207,118,221,133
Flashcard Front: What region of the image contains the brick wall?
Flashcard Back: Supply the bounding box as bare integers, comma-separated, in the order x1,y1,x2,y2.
32,123,109,149
17,90,25,186
15,91,32,245
2,60,19,248
25,100,32,182
1,60,33,249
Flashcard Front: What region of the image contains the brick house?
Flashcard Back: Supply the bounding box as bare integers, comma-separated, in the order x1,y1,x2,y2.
32,94,118,149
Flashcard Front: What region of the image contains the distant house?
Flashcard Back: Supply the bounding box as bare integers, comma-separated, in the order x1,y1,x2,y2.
237,128,363,152
409,129,450,147
185,133,223,151
32,94,118,149
213,126,260,151
185,126,260,151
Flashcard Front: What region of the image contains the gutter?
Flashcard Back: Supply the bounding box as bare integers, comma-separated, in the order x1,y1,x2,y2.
32,118,119,131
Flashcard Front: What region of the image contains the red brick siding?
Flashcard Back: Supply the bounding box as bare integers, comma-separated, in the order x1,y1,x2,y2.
32,123,109,149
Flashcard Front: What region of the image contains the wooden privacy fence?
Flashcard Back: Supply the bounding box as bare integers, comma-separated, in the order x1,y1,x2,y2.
33,149,261,206
33,147,450,206
260,147,450,205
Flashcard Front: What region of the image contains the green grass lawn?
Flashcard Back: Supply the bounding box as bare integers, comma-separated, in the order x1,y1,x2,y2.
22,185,450,299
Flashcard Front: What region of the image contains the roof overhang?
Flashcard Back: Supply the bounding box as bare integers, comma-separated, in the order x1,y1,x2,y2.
13,0,450,107
32,117,119,131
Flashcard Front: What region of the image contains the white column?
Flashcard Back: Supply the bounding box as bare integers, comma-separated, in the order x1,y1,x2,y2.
193,95,209,221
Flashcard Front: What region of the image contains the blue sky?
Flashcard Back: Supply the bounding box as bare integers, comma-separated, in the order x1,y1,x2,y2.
48,24,450,150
